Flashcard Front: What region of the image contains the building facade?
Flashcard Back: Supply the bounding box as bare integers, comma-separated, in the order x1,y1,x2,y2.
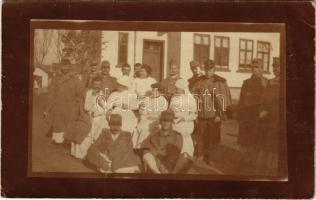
100,31,280,101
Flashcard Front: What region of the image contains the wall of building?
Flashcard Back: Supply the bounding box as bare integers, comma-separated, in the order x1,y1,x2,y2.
101,31,168,79
33,68,49,88
180,32,280,87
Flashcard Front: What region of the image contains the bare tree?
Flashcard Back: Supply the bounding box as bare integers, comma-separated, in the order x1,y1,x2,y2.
34,29,54,65
52,30,64,63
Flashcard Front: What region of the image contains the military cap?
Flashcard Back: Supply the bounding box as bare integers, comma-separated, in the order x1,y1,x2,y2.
204,59,216,71
109,114,122,126
249,59,263,68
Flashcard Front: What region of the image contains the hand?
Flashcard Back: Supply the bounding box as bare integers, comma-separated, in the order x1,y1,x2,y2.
214,116,221,123
259,110,268,118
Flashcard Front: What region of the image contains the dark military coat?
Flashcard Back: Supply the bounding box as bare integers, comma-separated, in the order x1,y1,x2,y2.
238,74,268,147
47,72,85,132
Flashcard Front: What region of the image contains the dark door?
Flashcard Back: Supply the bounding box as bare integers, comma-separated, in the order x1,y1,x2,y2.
143,40,164,82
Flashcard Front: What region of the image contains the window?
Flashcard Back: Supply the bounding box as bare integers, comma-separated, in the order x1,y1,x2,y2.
257,41,271,72
239,39,253,69
194,34,210,66
214,36,230,69
118,32,128,65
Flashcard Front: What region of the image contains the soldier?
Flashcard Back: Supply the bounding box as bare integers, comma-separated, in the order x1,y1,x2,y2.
193,59,232,165
99,60,117,99
160,62,182,103
86,114,141,173
238,59,268,151
258,57,281,175
188,60,204,92
142,110,192,174
44,59,85,144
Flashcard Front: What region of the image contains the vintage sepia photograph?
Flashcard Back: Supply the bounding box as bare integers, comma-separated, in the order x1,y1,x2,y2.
29,20,287,180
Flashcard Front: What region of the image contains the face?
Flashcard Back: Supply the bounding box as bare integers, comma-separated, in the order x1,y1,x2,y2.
110,124,121,135
191,66,201,76
122,66,131,76
252,65,263,77
61,65,70,74
139,68,148,78
134,65,142,73
273,65,280,77
205,68,215,78
92,81,101,93
161,120,173,131
169,65,179,76
100,64,110,76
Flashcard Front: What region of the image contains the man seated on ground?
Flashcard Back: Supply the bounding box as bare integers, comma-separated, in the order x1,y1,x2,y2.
142,110,192,174
86,114,141,173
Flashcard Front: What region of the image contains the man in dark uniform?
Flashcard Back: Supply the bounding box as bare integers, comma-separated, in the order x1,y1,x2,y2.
160,62,182,103
99,60,117,99
238,59,268,151
44,59,85,144
193,59,232,165
258,57,281,175
188,60,203,92
142,110,192,174
86,114,141,173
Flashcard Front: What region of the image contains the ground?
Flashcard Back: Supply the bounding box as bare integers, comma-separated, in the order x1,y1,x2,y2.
31,93,271,176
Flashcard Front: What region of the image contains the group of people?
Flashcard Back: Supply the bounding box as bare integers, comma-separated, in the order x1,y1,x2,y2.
43,56,280,175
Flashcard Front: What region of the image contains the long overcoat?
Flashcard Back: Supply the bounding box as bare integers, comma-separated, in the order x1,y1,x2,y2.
238,75,267,147
47,72,85,133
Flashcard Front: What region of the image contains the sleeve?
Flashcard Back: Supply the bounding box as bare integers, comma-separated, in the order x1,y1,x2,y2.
141,136,161,156
86,132,111,171
75,77,86,101
84,91,94,112
187,96,197,121
238,80,247,108
46,76,57,112
260,81,270,112
237,80,248,121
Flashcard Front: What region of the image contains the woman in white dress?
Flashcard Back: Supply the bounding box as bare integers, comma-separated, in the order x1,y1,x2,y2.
69,76,108,159
169,78,197,157
132,82,168,148
133,64,157,99
106,76,139,134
